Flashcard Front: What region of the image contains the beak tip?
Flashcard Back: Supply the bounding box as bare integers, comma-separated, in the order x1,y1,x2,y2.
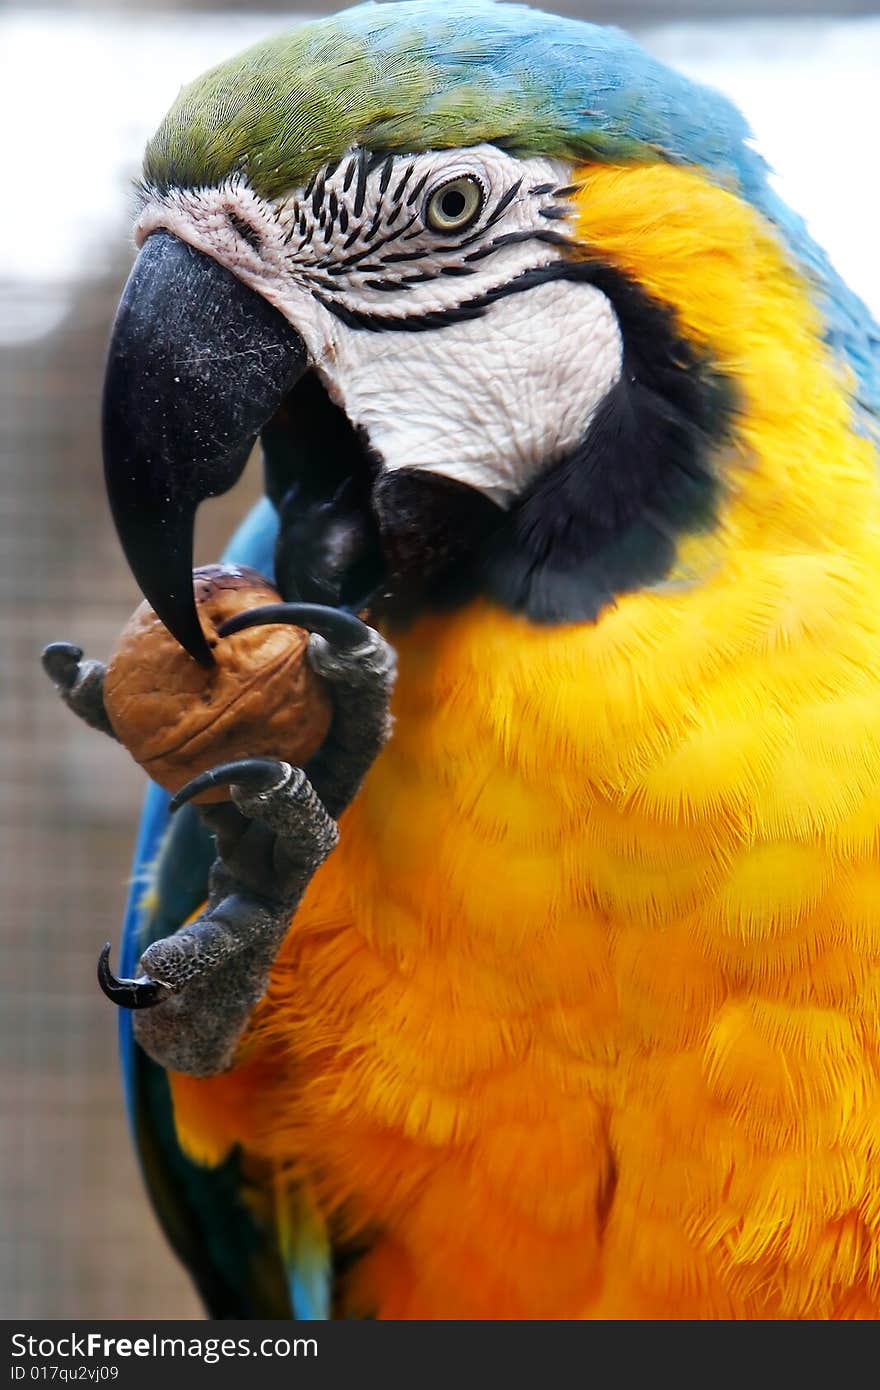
155,590,217,668
101,230,308,669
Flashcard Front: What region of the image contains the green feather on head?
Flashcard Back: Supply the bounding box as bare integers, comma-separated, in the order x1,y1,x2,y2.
143,0,673,201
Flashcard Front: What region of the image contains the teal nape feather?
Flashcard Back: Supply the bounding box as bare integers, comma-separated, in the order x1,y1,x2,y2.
144,0,762,203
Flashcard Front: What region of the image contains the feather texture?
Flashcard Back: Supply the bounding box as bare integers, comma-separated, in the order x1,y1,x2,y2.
165,160,880,1317
109,2,880,1318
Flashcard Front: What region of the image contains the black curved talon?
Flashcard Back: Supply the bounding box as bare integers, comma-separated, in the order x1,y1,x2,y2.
97,942,168,1010
169,758,290,812
42,642,84,688
218,603,369,651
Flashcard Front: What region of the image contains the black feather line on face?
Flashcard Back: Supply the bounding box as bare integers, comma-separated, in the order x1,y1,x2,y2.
364,209,385,242
392,164,415,202
378,155,394,195
311,173,326,219
311,254,584,332
382,248,431,265
406,171,431,206
353,148,369,218
227,212,262,252
488,178,523,222
302,167,319,201
463,228,569,263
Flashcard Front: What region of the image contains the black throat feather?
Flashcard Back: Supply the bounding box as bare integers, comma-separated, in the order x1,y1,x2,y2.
485,262,734,624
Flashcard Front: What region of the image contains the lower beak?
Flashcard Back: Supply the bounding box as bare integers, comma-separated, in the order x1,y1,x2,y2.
102,231,307,664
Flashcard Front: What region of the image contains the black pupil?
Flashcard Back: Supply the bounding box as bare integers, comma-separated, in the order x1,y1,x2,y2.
440,188,467,219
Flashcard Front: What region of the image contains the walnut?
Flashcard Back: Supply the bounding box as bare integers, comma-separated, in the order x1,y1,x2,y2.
104,565,332,803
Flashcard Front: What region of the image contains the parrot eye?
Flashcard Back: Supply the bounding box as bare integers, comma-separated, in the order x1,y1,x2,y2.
424,175,485,234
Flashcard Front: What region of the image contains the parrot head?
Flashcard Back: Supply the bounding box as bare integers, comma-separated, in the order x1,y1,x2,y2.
103,0,879,664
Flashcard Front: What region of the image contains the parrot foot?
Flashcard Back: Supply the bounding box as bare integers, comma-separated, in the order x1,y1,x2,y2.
112,757,340,1076
80,601,393,1075
219,602,397,819
41,642,117,739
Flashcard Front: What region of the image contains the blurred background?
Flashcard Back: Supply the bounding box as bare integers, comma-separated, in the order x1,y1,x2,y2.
2,0,879,1321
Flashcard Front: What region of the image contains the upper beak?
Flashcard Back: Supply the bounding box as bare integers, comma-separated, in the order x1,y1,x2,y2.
102,230,307,664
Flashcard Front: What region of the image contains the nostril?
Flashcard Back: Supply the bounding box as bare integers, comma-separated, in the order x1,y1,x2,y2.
227,212,262,252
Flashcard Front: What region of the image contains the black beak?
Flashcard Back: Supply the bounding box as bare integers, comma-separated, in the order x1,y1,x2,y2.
102,230,307,664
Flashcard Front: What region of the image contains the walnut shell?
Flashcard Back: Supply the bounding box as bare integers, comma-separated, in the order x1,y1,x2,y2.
104,564,332,803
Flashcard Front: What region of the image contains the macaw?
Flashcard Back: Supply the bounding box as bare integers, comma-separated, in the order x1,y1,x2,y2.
43,0,880,1319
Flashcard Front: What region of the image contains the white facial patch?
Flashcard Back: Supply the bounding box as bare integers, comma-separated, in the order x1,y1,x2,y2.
318,278,622,505
134,144,624,505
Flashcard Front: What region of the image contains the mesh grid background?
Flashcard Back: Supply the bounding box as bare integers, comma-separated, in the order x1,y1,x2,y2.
0,265,259,1319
